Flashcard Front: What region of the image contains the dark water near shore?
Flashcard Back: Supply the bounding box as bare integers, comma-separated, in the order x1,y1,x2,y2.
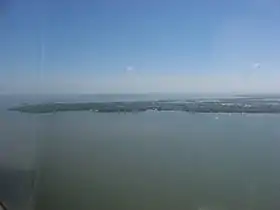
1,95,280,210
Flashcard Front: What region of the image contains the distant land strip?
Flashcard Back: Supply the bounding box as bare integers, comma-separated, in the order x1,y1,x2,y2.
8,98,280,114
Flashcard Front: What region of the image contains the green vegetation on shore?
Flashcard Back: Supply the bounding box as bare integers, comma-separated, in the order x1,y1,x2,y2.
9,98,280,114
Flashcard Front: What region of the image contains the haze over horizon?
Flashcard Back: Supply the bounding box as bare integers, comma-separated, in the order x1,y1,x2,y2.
1,0,280,94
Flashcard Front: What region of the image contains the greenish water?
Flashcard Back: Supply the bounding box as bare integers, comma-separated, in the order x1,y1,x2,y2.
1,95,280,210
34,112,280,210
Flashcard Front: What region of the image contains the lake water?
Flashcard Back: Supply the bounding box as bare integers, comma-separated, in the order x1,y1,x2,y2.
1,95,280,210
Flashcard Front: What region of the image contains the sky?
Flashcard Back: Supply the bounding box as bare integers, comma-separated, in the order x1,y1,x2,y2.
1,0,280,94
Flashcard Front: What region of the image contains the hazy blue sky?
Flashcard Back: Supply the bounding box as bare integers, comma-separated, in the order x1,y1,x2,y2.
1,0,280,93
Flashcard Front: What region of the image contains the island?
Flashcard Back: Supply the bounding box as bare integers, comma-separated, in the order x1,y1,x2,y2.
8,97,280,114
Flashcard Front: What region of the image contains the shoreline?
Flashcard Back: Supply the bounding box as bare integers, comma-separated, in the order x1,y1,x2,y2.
9,98,280,114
